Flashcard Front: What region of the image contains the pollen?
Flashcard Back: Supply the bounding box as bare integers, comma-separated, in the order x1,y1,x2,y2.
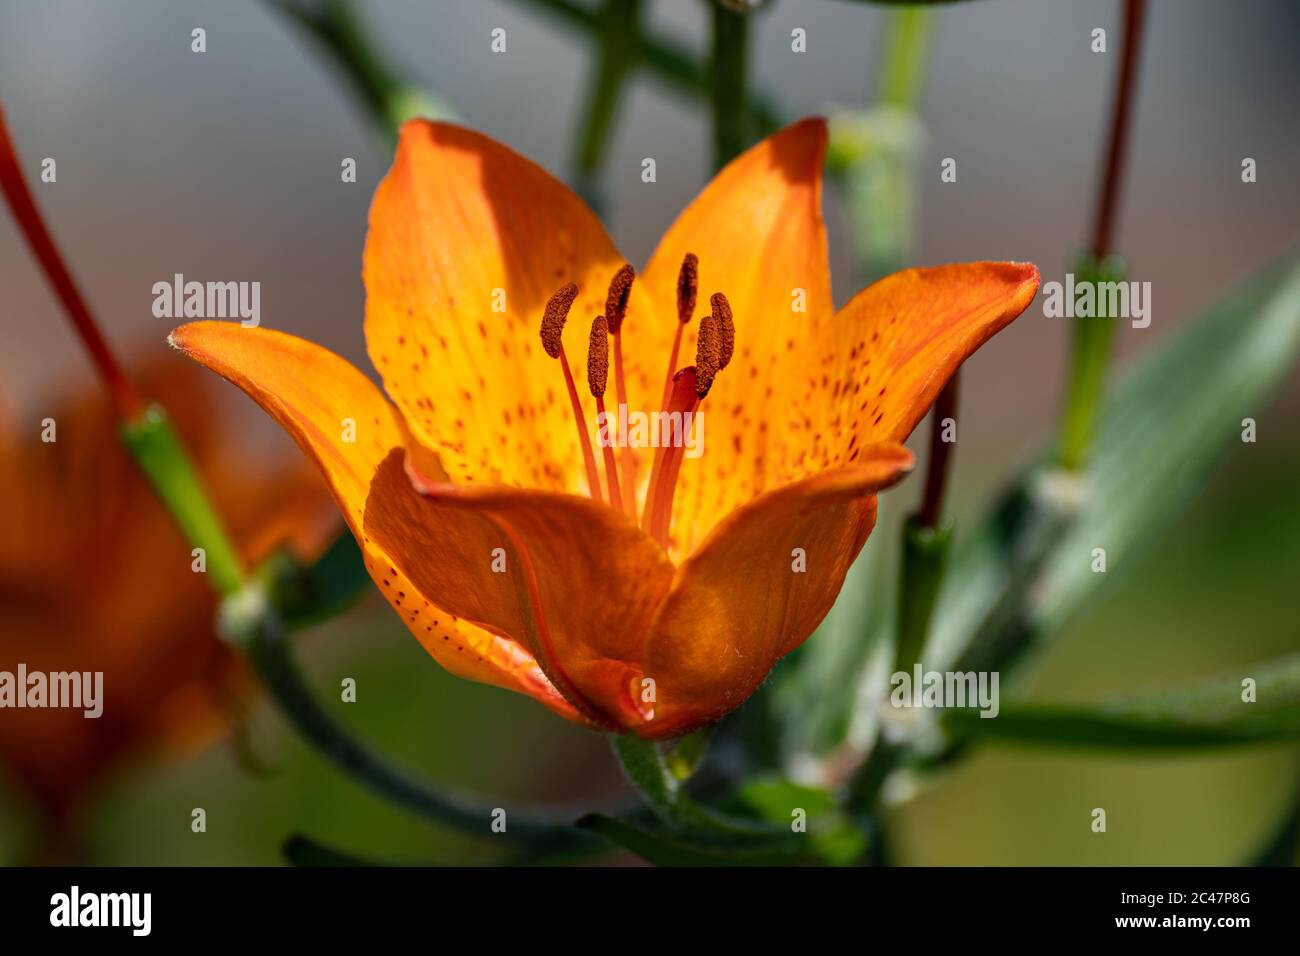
676,252,698,325
587,314,609,397
604,264,635,334
695,313,723,398
541,282,578,359
712,292,734,370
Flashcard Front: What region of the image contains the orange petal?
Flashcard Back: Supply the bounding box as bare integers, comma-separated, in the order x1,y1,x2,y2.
623,117,833,556
639,443,914,739
168,321,581,722
364,121,625,494
363,453,674,729
783,262,1041,474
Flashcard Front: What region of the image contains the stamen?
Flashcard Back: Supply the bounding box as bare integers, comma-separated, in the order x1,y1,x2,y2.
660,252,698,411
606,264,638,516
587,315,623,512
540,284,603,502
711,292,734,370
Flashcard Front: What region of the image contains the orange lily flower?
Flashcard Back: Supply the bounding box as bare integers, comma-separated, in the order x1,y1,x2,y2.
170,117,1038,740
0,360,337,853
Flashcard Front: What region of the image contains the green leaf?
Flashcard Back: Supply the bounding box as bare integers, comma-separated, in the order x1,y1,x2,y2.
736,775,867,865
943,654,1300,750
262,532,372,632
930,252,1300,676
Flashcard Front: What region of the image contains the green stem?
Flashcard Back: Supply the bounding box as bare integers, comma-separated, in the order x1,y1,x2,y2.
876,6,935,109
227,589,596,851
1059,0,1146,471
572,0,642,209
265,0,452,148
892,515,953,675
709,1,750,170
120,405,245,597
1058,255,1126,470
509,0,784,135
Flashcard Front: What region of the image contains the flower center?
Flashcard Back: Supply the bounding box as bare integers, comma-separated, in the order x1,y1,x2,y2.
538,257,733,551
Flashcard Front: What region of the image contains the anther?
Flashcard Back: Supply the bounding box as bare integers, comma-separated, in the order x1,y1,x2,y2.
604,264,634,334
541,282,577,359
711,292,734,370
676,253,698,325
694,313,723,398
587,314,609,398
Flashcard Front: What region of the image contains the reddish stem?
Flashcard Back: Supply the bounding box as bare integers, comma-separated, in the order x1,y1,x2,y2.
1089,0,1148,261
0,104,144,422
917,371,959,530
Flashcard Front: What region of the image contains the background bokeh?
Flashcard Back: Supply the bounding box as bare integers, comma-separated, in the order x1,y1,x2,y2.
0,0,1297,864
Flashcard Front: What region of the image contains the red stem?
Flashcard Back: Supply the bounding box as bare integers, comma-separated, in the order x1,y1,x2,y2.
1089,0,1148,261
0,104,144,422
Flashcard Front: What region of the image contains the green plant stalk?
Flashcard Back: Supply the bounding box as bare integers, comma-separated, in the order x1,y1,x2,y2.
572,0,642,208
510,0,784,136
877,6,935,108
1058,256,1126,470
266,0,451,149
893,516,953,674
120,405,246,597
226,588,597,851
709,1,750,170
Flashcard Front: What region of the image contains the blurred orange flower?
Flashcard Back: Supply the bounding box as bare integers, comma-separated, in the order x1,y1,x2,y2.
0,360,337,855
170,118,1038,740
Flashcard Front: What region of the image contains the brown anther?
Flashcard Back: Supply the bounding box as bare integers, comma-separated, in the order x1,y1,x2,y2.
587,315,609,398
711,292,734,370
541,282,578,359
694,313,723,398
676,253,698,325
604,264,635,334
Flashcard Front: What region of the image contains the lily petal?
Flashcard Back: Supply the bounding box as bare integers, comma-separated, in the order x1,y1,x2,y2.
168,321,581,721
639,442,914,738
786,262,1041,471
364,121,625,494
363,454,674,729
627,118,833,556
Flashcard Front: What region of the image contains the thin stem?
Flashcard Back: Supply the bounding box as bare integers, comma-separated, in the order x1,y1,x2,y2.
265,0,452,148
0,104,143,422
1089,0,1148,262
572,0,642,209
917,372,958,530
0,102,247,594
121,407,247,597
1058,0,1147,471
709,1,750,171
876,6,935,110
231,589,596,850
508,0,784,135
